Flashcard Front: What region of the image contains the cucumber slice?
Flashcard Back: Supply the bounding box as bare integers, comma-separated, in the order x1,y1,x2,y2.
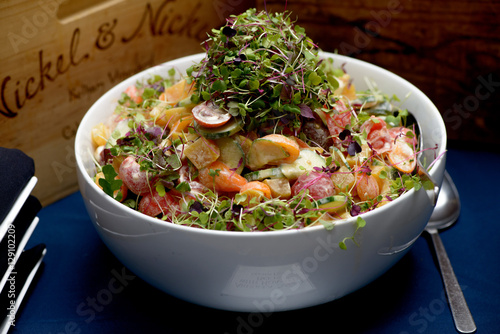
244,167,285,182
194,118,242,139
215,137,245,174
331,147,351,171
280,149,326,180
233,135,253,156
316,195,348,213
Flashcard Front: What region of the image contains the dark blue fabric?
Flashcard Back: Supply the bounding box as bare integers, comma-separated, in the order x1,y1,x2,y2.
15,148,500,333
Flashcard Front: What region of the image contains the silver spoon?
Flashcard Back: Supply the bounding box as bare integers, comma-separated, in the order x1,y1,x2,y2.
425,170,476,333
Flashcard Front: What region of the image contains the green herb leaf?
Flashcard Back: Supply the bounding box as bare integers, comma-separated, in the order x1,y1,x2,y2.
212,80,227,92
98,165,123,201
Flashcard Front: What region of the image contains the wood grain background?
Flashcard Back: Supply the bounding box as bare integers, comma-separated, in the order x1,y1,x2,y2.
259,0,500,150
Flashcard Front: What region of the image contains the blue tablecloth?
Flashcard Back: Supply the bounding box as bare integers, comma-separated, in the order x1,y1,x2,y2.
16,148,500,333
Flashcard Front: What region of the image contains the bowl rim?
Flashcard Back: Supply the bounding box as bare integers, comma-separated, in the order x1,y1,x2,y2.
75,52,447,238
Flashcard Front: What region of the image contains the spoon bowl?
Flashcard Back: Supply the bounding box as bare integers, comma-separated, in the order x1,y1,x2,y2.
427,170,461,230
425,170,476,333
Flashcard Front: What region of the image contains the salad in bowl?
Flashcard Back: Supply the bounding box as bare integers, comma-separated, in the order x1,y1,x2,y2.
92,10,438,231
90,9,436,234
76,8,446,312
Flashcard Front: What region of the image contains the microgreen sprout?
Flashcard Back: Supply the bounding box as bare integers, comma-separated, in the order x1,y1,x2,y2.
339,216,366,250
188,8,343,134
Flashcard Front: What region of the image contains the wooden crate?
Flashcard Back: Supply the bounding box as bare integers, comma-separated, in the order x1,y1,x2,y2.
0,0,253,205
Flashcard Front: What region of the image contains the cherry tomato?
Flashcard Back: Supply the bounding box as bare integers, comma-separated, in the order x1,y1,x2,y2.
387,138,417,173
138,189,180,218
291,171,336,200
118,156,151,195
356,173,380,202
192,102,231,128
324,101,352,145
360,116,393,154
389,126,417,146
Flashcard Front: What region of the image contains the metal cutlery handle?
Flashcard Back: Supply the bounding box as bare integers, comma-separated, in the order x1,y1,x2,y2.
429,229,476,333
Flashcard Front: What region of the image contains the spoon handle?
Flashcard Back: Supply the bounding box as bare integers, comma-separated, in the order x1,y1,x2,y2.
428,228,477,333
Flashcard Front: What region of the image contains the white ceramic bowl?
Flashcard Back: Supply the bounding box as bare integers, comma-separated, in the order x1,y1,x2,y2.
75,52,447,312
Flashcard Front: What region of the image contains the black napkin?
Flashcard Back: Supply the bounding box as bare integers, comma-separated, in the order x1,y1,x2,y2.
0,148,35,224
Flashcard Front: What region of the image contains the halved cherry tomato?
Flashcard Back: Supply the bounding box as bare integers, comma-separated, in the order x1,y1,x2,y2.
356,173,380,202
291,171,336,200
360,116,393,154
387,138,417,173
138,189,180,218
118,156,151,195
389,126,417,146
192,102,231,128
324,101,352,145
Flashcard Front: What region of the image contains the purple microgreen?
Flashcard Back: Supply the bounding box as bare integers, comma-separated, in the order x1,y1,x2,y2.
350,204,361,216
100,148,114,164
299,103,314,118
159,179,175,190
222,26,237,38
231,203,244,216
145,126,163,143
189,201,204,213
347,141,362,156
233,53,247,65
313,165,340,175
339,129,350,141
